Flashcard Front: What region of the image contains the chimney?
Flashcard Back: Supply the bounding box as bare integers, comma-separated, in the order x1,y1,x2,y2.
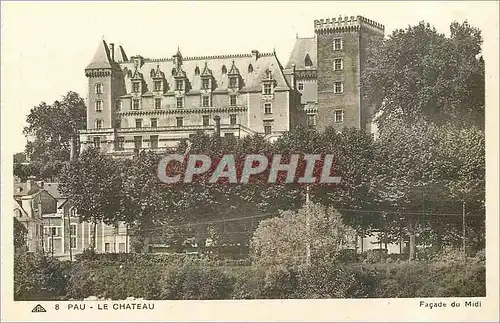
109,43,115,62
213,116,221,138
251,50,259,61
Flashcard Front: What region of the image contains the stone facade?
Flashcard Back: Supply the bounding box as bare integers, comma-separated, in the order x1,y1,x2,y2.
287,15,384,132
82,42,302,156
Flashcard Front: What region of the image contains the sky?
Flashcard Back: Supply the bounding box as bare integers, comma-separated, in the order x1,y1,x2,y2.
1,1,498,153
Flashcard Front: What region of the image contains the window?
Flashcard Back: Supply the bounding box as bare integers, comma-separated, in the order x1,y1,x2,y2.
334,110,344,123
104,243,110,253
154,81,162,92
222,65,227,74
132,82,140,93
133,99,140,110
95,83,103,95
135,119,142,128
117,137,124,150
230,95,237,106
115,119,121,128
202,115,210,126
264,103,272,115
334,81,343,93
70,208,77,217
176,117,184,127
334,59,343,71
264,123,272,135
175,80,184,91
202,96,210,107
195,66,200,75
333,38,343,50
307,114,317,127
116,100,122,111
248,64,254,73
230,114,237,125
134,136,142,150
263,83,272,95
150,135,158,149
202,78,210,90
298,83,304,91
95,119,103,129
155,98,162,110
304,54,313,67
176,97,184,108
93,137,101,148
45,226,61,237
119,243,126,253
151,118,158,128
95,100,103,112
229,77,238,88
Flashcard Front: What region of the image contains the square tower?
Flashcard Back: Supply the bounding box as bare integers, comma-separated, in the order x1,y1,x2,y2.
314,16,384,131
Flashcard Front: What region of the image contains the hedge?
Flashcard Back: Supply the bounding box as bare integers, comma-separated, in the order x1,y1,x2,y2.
15,253,486,300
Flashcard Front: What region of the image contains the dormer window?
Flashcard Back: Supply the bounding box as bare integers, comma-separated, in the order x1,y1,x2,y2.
154,81,162,92
95,83,103,95
222,65,227,74
305,54,313,67
176,80,184,91
248,64,254,73
202,78,210,90
263,83,272,95
195,66,200,75
132,82,140,93
229,77,238,89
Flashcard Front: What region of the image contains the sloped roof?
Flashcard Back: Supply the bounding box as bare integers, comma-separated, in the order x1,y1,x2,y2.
286,37,317,70
120,51,290,93
115,45,128,62
44,183,64,200
86,40,117,70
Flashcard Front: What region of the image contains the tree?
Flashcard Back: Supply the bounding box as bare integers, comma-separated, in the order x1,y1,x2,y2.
23,91,86,180
250,203,356,267
373,117,485,258
14,218,28,252
119,150,184,252
59,147,121,250
363,21,484,128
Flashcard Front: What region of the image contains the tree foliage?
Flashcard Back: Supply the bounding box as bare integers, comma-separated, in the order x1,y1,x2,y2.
250,203,357,267
23,91,86,180
59,147,122,249
14,218,28,252
363,21,484,128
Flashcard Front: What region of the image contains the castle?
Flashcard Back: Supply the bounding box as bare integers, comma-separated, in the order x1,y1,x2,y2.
81,16,384,156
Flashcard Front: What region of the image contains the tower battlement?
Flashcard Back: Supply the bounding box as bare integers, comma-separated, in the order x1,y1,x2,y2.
314,15,384,34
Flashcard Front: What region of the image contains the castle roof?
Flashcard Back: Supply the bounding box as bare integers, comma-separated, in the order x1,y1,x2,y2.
86,40,121,70
115,45,128,62
120,50,290,93
286,37,317,70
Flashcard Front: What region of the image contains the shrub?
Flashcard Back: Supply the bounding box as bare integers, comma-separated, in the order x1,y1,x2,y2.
366,249,388,263
159,265,233,300
230,267,266,299
14,252,68,300
251,204,357,267
66,261,161,300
